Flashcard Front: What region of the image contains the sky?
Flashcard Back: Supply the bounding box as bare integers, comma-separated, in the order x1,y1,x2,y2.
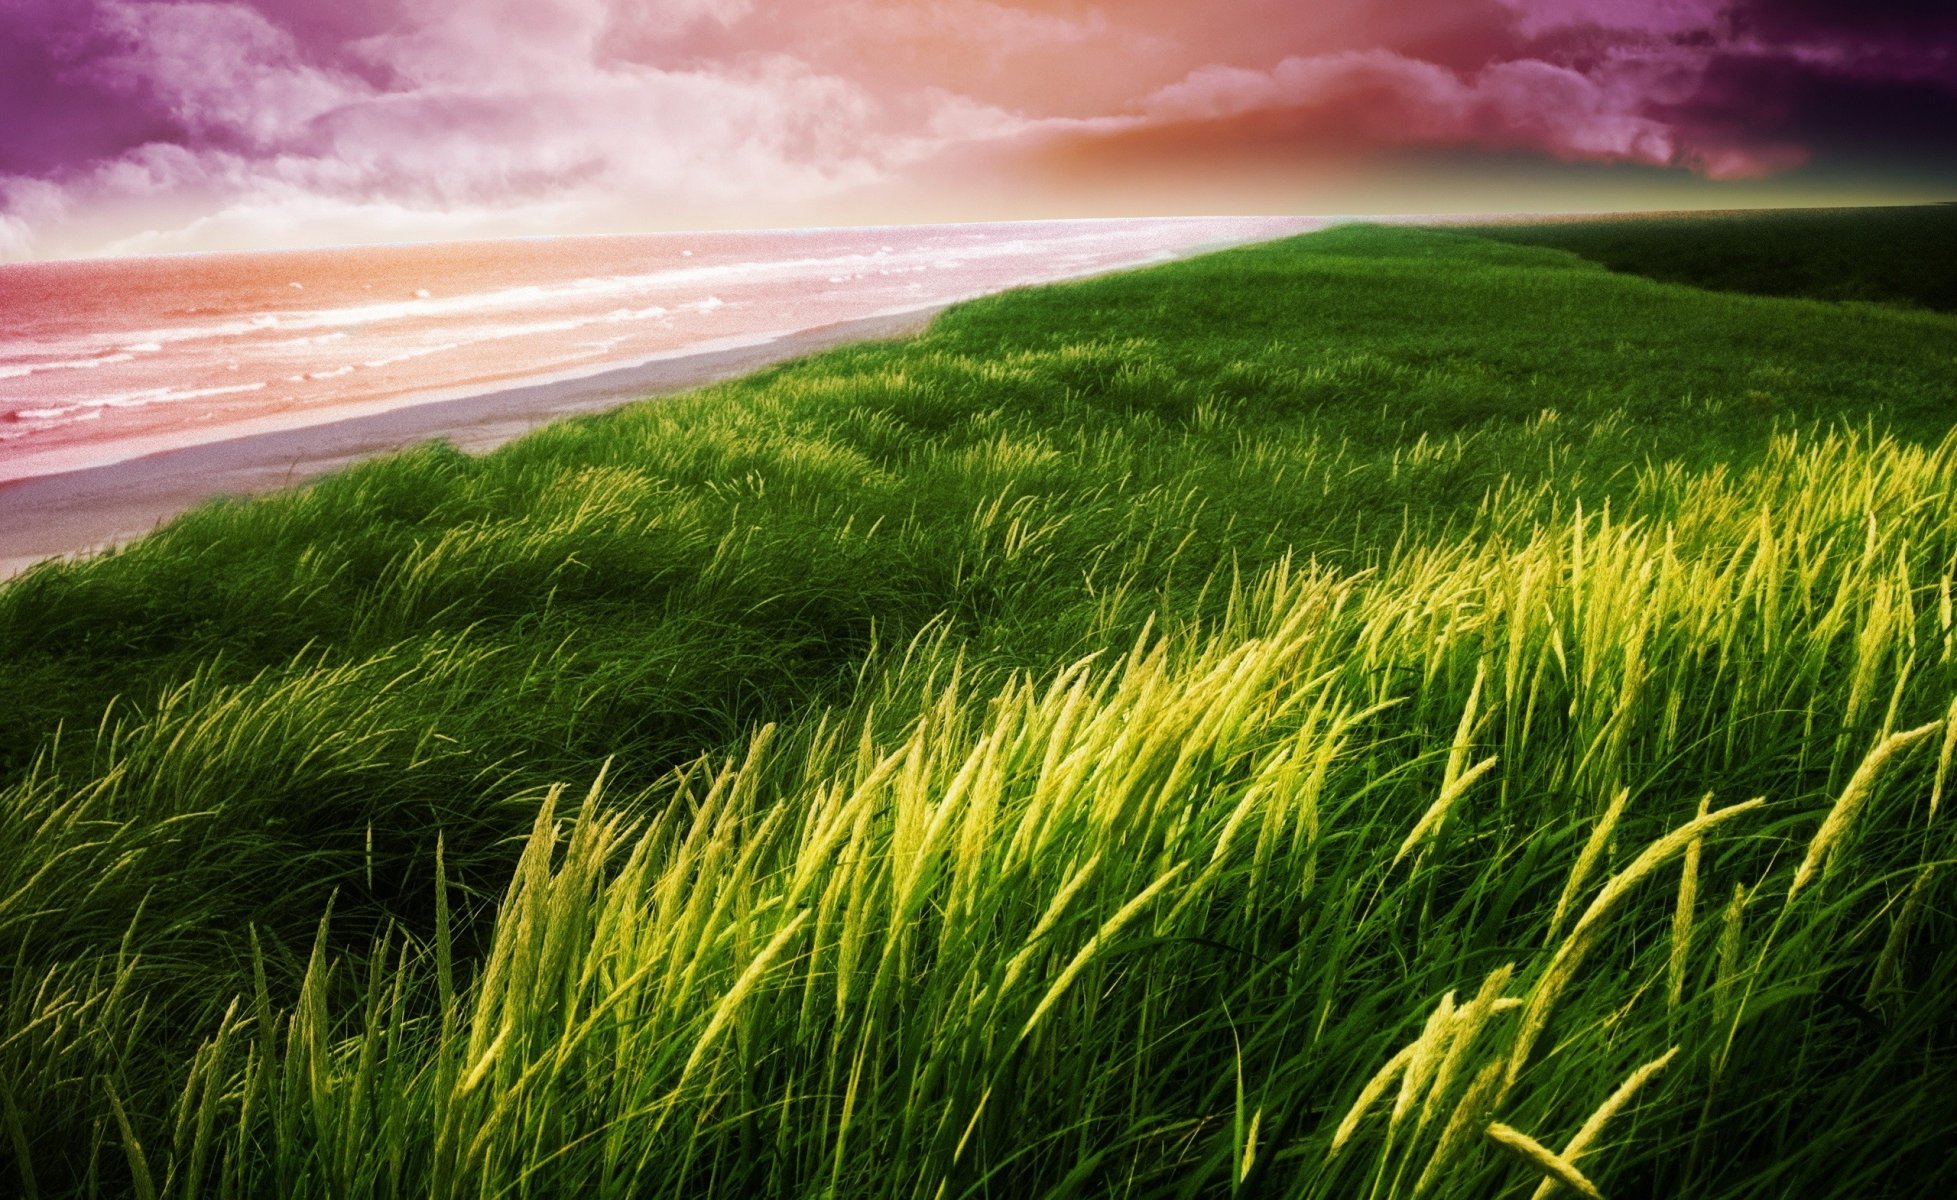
1,0,1953,260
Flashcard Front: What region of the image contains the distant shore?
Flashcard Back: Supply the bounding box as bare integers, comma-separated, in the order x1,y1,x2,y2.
0,307,939,577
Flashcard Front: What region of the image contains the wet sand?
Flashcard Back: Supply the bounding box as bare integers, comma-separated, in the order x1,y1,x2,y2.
0,308,935,578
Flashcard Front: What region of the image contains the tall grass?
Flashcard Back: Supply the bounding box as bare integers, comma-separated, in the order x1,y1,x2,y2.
2,221,1954,1196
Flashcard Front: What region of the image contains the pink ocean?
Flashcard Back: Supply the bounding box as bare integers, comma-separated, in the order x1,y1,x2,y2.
0,217,1311,486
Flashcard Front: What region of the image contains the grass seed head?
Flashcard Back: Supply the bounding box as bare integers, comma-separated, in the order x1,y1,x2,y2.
1513,798,1763,1082
1528,1046,1680,1200
1667,794,1711,1010
1488,1122,1605,1200
1789,719,1942,901
1549,788,1630,944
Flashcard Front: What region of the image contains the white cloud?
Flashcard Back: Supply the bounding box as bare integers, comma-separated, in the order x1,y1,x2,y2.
0,212,37,262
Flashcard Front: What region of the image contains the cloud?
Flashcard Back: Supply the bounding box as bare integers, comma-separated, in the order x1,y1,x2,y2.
0,213,37,262
1494,0,1729,38
1731,0,1957,41
94,188,596,257
3,0,1002,255
0,176,71,258
1122,48,1721,172
84,2,368,147
0,1,1950,256
361,0,613,88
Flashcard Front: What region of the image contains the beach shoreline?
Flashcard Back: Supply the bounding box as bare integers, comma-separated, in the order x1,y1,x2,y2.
0,218,1317,579
0,306,939,578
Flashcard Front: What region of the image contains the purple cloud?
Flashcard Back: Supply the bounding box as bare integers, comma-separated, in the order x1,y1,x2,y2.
0,1,1951,259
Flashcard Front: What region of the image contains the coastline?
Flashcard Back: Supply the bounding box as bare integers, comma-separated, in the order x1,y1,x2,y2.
0,307,939,578
0,218,1318,579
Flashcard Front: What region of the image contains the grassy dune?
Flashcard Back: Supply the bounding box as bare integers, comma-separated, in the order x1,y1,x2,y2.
3,220,1956,1197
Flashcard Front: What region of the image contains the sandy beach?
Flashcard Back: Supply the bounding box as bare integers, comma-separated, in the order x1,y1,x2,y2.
0,217,1317,578
0,308,940,578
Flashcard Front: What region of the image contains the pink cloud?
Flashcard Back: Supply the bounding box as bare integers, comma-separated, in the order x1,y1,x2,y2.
86,2,369,147
1495,0,1729,38
1131,49,1704,171
4,0,1001,257
0,1,1947,258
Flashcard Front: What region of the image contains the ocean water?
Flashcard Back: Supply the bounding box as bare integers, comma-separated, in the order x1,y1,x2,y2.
0,217,1310,483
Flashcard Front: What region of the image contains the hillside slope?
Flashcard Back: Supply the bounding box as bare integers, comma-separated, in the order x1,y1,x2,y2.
2,221,1955,1197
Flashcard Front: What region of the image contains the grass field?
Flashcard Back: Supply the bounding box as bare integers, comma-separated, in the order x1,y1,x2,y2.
2,214,1956,1197
1473,203,1957,312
